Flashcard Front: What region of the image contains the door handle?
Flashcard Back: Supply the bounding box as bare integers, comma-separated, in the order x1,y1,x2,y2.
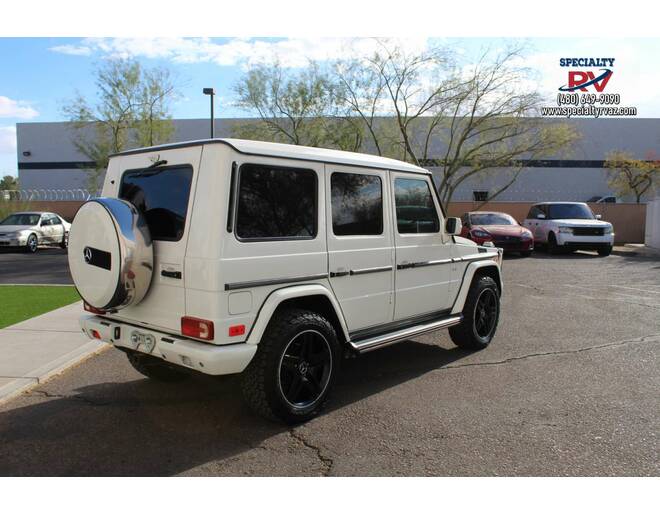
161,270,182,279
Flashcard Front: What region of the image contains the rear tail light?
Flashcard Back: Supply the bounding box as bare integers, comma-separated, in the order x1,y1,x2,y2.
84,302,106,315
181,316,214,341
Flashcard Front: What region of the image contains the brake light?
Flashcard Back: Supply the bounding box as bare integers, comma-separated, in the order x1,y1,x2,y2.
90,329,101,339
181,316,214,341
84,302,106,315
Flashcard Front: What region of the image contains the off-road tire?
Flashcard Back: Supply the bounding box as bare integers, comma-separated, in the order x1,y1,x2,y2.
449,275,500,351
127,352,190,382
241,308,340,424
598,246,612,257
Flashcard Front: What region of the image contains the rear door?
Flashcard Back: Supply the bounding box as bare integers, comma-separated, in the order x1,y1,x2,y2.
325,165,394,331
391,173,454,320
109,147,202,332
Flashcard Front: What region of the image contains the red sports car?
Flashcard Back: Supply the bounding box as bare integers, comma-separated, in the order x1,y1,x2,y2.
460,211,534,256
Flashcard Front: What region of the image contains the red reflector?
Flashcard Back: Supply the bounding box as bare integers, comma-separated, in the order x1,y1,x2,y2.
90,329,101,339
181,316,214,341
84,302,106,315
228,324,246,337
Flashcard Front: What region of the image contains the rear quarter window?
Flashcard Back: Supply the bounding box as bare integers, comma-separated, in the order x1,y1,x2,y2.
119,165,193,242
235,163,317,240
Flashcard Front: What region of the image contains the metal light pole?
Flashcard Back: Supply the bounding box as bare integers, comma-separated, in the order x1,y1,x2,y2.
203,88,215,138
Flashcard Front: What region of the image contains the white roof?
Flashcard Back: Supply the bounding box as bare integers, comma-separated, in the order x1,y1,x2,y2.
115,138,429,175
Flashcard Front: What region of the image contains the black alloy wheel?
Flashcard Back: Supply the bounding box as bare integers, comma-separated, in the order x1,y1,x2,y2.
278,330,333,409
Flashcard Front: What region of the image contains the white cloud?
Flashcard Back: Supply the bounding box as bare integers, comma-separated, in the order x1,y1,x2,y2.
49,44,92,56
49,37,430,68
0,126,17,154
0,96,39,119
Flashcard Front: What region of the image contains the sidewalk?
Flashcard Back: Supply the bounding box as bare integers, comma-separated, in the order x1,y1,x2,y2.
0,302,106,403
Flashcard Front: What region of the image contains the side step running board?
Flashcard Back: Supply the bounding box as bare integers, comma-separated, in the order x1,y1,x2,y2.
349,315,463,353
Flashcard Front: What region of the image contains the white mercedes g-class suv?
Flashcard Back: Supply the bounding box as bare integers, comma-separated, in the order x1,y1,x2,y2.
68,139,503,423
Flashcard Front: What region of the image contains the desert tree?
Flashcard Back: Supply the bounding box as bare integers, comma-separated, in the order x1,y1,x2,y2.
62,59,179,191
604,150,658,203
232,61,363,151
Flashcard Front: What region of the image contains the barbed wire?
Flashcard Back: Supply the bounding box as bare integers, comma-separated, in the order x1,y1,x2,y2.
0,189,101,201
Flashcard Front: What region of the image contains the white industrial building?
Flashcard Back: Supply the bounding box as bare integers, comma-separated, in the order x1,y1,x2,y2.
15,117,660,202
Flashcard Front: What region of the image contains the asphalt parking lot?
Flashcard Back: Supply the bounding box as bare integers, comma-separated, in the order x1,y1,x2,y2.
0,251,658,476
0,248,72,285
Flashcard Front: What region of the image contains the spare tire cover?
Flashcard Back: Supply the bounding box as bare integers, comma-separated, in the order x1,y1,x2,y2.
68,198,153,310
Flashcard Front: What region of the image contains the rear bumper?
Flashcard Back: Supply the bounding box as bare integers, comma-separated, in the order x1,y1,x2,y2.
80,315,257,376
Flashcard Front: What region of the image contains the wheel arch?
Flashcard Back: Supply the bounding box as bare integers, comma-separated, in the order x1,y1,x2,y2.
246,284,350,346
450,261,502,315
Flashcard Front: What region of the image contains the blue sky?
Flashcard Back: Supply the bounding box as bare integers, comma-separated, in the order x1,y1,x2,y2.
2,37,659,176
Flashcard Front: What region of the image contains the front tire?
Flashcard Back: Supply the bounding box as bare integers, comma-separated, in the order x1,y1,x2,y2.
127,352,190,382
598,245,612,256
449,275,500,351
25,233,38,253
241,308,340,424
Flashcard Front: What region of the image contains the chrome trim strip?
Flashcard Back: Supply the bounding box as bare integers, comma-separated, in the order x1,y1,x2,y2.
454,254,496,263
397,258,453,270
350,265,393,276
225,273,328,291
349,315,463,353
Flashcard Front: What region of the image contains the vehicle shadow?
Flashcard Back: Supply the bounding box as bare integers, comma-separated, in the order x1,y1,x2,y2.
0,340,470,476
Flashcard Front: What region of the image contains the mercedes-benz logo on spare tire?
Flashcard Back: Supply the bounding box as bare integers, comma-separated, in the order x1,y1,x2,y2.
84,246,93,264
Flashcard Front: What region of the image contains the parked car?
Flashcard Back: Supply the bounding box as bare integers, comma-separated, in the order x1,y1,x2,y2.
0,211,70,252
587,195,618,203
67,138,504,423
460,211,534,257
522,202,614,256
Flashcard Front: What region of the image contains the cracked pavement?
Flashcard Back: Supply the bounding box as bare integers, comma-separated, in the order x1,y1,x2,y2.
0,251,658,476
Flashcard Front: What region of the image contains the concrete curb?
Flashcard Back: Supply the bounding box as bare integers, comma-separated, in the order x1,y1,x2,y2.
0,341,108,405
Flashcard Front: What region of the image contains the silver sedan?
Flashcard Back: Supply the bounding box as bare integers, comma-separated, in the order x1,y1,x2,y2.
0,211,71,253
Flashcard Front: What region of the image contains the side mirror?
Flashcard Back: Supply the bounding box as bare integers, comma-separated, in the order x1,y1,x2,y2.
445,217,462,236
536,213,546,220
595,214,602,220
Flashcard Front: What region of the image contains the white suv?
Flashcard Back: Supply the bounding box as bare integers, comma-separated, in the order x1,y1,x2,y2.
522,202,614,256
68,139,503,423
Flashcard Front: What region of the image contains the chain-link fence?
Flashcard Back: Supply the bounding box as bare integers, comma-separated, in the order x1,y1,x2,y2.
0,189,100,201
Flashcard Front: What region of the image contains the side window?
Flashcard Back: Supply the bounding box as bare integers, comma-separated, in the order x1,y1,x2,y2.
394,178,440,234
236,163,317,240
331,172,383,236
527,206,539,219
40,216,50,226
50,215,62,225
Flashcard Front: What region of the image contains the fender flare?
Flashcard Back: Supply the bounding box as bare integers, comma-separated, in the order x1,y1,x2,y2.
246,284,350,345
450,260,502,315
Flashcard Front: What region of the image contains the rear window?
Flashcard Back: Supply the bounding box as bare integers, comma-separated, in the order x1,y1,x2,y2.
119,165,193,241
235,163,317,240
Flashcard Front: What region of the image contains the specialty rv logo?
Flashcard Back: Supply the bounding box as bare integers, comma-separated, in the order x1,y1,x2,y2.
541,56,637,118
558,57,614,92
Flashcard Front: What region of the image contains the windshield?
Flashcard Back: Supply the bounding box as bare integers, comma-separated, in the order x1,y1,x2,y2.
469,213,516,226
547,204,594,220
0,213,40,226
